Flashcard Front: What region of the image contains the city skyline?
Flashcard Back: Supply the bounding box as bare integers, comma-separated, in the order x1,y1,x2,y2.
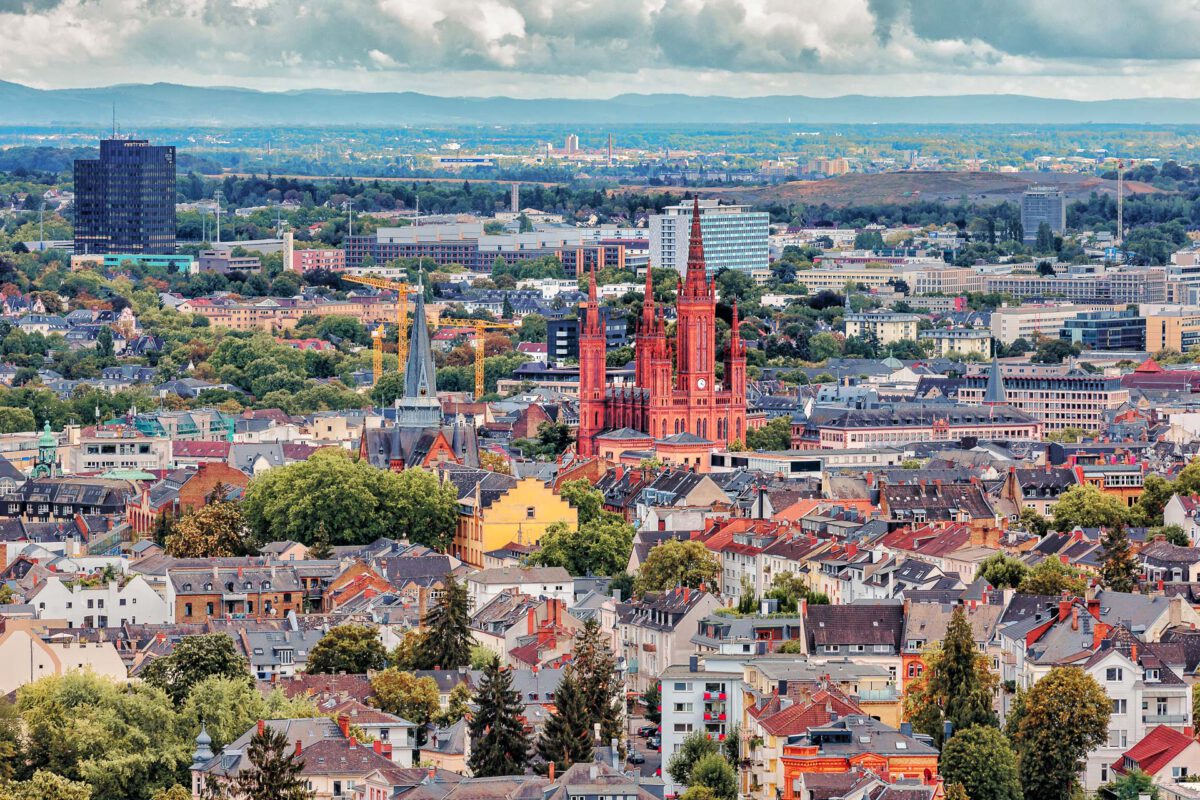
2,0,1199,100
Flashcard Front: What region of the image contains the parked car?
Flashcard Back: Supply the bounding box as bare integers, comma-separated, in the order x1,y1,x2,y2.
647,736,661,751
636,725,658,738
628,751,646,765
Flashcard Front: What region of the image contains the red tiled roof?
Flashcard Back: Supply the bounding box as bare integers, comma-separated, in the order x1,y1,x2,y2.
1112,725,1195,777
758,689,863,736
172,440,231,459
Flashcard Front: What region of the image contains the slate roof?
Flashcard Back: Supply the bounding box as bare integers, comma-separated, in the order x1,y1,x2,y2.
806,603,904,648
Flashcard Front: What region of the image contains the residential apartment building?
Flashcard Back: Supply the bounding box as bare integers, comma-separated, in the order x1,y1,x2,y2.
62,425,172,473
465,567,574,610
844,312,920,345
659,659,744,796
166,564,306,623
960,363,1130,433
74,138,176,256
799,403,1042,448
918,327,992,358
27,574,169,627
0,620,126,695
617,587,721,694
291,248,345,272
650,200,769,276
179,294,400,332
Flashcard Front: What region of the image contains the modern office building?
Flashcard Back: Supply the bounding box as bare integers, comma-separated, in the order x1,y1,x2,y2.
74,139,176,255
650,200,768,276
960,362,1130,432
989,304,1119,344
547,305,628,364
983,269,1166,304
1144,307,1200,353
1021,186,1066,242
1060,308,1146,351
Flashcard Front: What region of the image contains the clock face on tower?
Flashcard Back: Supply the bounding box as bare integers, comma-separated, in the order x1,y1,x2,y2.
697,378,707,389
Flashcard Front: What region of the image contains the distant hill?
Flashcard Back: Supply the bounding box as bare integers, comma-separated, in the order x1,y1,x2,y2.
7,81,1200,126
630,171,1168,208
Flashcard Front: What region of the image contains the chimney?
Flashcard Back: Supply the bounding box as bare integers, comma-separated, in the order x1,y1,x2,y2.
337,714,350,738
295,740,303,756
549,762,555,782
373,740,383,755
1058,597,1071,622
257,719,265,736
528,606,536,635
1132,643,1139,662
349,737,357,749
683,586,691,602
1071,606,1079,631
1087,597,1101,620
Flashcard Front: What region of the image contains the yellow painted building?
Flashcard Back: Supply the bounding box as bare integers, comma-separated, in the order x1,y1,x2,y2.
445,471,578,568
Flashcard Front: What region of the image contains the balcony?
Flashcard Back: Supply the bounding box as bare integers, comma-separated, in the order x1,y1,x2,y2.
858,688,900,702
1143,714,1189,725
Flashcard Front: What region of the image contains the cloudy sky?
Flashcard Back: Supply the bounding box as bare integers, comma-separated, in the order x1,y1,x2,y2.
3,0,1199,98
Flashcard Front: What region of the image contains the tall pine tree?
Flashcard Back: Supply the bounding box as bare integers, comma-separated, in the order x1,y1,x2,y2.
571,617,623,743
1100,524,1139,593
536,666,594,772
414,573,473,669
468,657,529,777
232,725,313,800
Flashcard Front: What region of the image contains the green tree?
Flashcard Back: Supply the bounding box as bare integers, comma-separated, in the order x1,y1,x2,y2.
305,624,387,674
1052,484,1130,532
944,784,969,800
96,327,114,359
1018,508,1049,538
558,479,604,525
1099,524,1139,592
571,617,623,743
412,573,473,669
744,416,792,451
179,678,316,753
141,633,251,705
0,771,93,800
529,517,634,578
468,658,529,777
642,682,661,725
241,451,457,549
978,552,1029,589
164,496,251,558
689,754,737,800
150,787,192,800
1010,666,1110,800
1104,768,1159,800
370,669,440,739
1034,222,1054,253
535,667,594,772
370,371,406,406
807,332,842,362
902,607,997,747
0,407,35,433
1017,559,1088,596
634,539,721,595
667,730,720,787
939,725,1022,800
435,682,473,727
1152,524,1191,547
231,725,313,800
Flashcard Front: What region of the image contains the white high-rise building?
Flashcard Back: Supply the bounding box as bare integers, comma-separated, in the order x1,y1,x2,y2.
650,199,769,276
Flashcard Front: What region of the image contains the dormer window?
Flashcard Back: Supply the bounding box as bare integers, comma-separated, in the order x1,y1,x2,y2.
263,581,271,590
1145,669,1161,682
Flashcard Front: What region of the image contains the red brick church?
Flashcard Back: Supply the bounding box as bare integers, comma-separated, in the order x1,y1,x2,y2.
577,199,747,457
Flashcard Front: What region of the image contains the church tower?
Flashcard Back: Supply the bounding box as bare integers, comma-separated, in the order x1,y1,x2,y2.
577,266,607,456
395,281,442,428
672,198,718,439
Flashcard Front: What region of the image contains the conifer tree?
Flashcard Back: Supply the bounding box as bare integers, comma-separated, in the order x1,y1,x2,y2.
571,617,624,743
1100,524,1139,593
413,573,473,669
536,667,594,772
232,725,313,800
468,657,529,777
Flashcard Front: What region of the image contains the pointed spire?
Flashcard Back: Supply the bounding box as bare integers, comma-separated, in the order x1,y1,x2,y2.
983,357,1007,404
587,263,598,304
730,300,742,356
683,197,709,297
395,279,442,428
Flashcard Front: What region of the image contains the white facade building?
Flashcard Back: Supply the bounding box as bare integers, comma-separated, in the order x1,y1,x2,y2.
659,659,744,797
28,574,170,627
650,200,769,277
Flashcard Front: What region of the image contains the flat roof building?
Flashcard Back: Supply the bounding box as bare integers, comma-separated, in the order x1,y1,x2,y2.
650,200,768,277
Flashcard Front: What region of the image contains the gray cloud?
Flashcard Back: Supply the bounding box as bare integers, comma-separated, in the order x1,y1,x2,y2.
1,0,1199,96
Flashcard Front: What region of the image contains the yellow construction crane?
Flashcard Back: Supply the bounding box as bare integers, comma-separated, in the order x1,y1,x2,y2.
371,324,385,385
342,274,413,370
438,318,520,399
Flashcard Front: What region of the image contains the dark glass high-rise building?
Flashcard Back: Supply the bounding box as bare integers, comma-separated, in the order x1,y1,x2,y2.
74,139,176,255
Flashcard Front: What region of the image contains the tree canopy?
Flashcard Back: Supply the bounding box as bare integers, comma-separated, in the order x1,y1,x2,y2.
305,624,388,674
634,539,721,595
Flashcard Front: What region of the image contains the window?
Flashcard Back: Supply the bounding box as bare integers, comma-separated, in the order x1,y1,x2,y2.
673,703,693,713
184,603,193,617
673,723,694,733
1158,698,1169,716
1146,669,1161,682
1105,667,1124,682
1111,699,1126,714
1108,729,1128,748
119,598,126,606
823,645,840,653
1174,767,1190,779
850,644,865,653
674,682,690,691
526,507,536,519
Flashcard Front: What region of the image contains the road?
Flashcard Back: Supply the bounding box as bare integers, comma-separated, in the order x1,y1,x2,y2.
627,714,663,779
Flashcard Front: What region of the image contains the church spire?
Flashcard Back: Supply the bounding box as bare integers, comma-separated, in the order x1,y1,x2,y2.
683,197,710,297
395,277,442,427
983,357,1007,404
